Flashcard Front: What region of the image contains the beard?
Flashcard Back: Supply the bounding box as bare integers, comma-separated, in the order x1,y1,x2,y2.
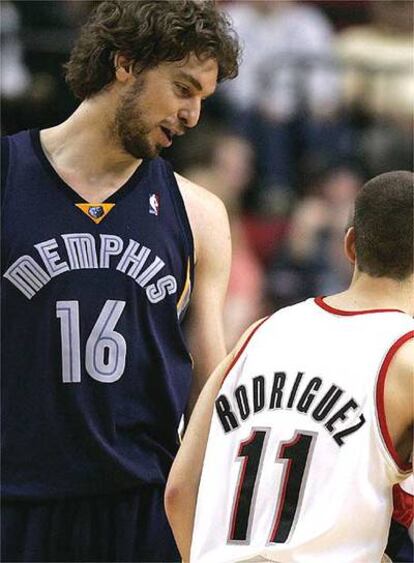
114,77,162,160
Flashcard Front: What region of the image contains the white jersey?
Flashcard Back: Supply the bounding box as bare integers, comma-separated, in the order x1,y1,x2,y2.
191,297,414,563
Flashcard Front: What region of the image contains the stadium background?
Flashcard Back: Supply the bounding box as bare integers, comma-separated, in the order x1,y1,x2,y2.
2,0,413,348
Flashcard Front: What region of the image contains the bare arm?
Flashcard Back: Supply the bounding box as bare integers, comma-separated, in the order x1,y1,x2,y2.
176,173,232,414
165,319,265,562
384,338,414,466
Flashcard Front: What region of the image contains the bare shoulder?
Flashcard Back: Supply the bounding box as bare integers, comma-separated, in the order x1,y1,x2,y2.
174,173,230,258
384,335,414,463
175,172,228,224
385,336,414,421
175,172,225,208
388,337,414,377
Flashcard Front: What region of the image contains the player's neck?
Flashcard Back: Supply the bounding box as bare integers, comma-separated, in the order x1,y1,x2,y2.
324,272,413,316
40,97,140,176
39,98,142,202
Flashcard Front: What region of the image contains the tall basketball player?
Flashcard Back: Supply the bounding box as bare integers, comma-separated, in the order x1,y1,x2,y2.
1,2,240,561
166,171,414,562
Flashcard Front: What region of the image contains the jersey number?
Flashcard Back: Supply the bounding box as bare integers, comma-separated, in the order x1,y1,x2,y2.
56,300,126,383
229,429,316,544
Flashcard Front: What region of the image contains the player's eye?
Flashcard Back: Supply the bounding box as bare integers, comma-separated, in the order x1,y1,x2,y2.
175,83,192,97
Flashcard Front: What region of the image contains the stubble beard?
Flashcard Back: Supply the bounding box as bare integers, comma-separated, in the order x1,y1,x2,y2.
114,78,162,160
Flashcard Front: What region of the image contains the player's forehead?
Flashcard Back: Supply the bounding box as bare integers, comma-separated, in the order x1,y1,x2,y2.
161,54,218,97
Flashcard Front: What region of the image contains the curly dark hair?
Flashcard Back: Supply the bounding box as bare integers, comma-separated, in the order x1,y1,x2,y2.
64,0,240,100
353,170,413,280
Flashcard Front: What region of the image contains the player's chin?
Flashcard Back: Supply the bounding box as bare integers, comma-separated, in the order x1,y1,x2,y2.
139,137,163,159
125,138,160,160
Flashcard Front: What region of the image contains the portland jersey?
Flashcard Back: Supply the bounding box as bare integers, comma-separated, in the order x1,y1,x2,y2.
1,129,194,499
191,297,414,563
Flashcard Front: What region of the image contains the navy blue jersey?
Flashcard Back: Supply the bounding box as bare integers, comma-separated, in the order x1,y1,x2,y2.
1,130,194,499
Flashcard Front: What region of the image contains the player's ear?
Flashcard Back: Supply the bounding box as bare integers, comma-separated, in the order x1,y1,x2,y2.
114,53,134,82
344,226,356,265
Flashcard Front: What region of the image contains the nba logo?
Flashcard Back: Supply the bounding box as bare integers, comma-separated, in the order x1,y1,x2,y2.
149,193,160,216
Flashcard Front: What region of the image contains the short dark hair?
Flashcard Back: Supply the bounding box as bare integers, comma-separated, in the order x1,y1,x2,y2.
64,0,240,100
353,170,413,280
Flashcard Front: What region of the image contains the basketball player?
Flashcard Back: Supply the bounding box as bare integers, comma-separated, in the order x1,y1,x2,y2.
1,2,240,561
165,170,414,562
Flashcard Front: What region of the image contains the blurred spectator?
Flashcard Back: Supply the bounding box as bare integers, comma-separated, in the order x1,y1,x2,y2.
223,0,340,121
182,130,266,348
336,0,414,174
2,1,97,133
220,0,352,211
266,166,362,310
0,1,30,100
309,1,371,30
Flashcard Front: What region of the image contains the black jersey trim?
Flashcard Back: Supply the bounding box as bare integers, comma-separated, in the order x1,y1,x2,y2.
29,128,150,205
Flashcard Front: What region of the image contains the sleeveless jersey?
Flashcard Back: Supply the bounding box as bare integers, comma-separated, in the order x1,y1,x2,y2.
191,297,414,563
1,129,194,499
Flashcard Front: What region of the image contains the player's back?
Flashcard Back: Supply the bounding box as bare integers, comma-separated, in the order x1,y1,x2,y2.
191,297,413,563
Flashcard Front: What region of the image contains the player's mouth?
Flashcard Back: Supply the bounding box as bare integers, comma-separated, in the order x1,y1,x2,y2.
160,127,173,147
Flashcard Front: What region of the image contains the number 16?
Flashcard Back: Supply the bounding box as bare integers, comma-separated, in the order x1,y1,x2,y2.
56,299,126,383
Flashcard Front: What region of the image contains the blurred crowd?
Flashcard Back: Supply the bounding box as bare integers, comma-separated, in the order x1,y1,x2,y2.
2,0,413,347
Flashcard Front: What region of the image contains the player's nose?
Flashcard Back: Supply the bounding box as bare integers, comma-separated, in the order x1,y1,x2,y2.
178,99,201,129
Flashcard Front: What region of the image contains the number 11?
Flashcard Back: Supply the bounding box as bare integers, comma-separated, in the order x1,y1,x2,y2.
228,429,316,544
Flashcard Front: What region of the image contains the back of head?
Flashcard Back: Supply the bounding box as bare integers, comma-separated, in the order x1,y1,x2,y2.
65,0,240,100
353,171,413,281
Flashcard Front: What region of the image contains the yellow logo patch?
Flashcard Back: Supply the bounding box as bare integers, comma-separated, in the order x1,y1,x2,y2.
75,203,115,224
